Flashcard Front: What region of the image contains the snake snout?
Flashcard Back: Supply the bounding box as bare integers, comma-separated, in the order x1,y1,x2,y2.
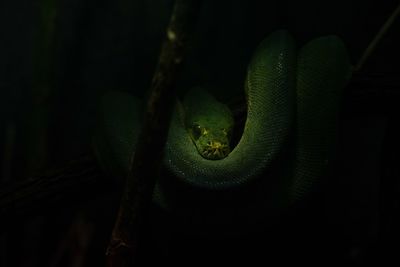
201,141,230,160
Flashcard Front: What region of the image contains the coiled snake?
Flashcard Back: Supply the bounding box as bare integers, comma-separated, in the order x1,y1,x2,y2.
93,30,351,233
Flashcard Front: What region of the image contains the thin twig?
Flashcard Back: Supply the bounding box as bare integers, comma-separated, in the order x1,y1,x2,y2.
355,3,400,71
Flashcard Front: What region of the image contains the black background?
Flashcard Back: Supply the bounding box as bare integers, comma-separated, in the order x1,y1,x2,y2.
0,0,399,266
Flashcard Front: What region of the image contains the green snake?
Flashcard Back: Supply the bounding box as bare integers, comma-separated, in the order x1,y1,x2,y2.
93,30,351,232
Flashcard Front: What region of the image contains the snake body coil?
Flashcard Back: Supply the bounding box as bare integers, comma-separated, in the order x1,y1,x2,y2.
93,30,351,232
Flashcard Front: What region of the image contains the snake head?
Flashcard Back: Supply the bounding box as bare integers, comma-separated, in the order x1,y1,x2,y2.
184,87,235,160
202,140,230,159
189,123,232,160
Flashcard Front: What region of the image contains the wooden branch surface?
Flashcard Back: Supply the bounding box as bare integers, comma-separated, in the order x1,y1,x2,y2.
105,1,202,266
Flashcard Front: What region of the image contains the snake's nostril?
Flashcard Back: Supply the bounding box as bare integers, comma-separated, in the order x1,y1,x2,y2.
201,141,230,160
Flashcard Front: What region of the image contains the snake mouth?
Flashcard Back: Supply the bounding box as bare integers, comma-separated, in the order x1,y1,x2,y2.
201,141,230,160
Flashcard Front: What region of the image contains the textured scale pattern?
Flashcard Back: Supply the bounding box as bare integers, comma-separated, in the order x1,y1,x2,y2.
291,36,351,200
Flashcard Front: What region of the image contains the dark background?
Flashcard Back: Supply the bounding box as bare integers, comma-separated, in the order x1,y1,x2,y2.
0,0,399,266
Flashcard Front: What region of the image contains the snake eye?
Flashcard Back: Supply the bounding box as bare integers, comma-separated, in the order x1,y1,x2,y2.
192,124,202,139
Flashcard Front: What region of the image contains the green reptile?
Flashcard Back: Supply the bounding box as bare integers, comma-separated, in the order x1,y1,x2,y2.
93,30,351,232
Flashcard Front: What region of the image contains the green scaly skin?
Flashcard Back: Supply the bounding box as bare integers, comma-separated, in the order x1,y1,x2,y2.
164,30,296,189
93,30,351,232
183,87,234,160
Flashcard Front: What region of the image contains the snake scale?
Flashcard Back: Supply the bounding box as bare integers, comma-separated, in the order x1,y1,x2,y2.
93,30,351,234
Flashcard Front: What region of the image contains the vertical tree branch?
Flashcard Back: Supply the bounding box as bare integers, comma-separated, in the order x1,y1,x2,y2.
106,1,202,266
